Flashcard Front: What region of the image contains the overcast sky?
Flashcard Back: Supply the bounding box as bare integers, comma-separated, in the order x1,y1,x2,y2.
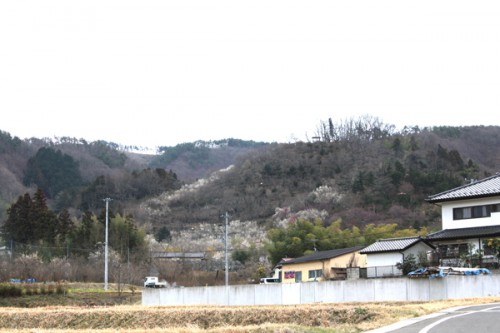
1,1,499,149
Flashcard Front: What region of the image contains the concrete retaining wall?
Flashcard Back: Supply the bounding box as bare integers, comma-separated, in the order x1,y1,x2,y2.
142,275,500,306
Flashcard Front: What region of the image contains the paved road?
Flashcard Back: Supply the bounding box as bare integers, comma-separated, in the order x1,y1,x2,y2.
366,303,500,333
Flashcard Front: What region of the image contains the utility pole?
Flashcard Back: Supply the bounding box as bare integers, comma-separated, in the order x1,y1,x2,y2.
224,211,229,290
103,198,112,291
220,212,230,305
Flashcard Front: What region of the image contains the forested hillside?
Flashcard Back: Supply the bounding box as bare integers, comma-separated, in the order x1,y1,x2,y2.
1,119,500,284
2,123,500,232
141,121,500,235
150,139,269,181
0,132,267,222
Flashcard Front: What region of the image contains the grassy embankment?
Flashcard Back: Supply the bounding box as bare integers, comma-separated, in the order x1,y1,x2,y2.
0,283,499,332
0,282,141,308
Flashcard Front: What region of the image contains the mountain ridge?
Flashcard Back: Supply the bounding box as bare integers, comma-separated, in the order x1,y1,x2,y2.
1,123,500,236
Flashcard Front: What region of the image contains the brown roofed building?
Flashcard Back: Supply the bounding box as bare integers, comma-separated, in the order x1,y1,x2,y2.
280,246,366,283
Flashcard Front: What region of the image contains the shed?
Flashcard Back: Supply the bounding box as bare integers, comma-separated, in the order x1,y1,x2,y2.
360,236,435,278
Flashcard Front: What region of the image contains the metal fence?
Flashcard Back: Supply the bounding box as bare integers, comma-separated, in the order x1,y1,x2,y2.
361,265,403,278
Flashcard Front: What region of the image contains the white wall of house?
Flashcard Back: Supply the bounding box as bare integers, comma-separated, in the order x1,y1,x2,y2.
441,196,500,230
366,243,434,268
364,243,435,277
365,252,402,267
364,252,403,278
402,242,434,261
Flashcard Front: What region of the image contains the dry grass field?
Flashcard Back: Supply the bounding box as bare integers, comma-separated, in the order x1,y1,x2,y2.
0,296,500,333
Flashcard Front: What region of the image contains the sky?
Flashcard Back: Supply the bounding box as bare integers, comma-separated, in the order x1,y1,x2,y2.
1,1,500,150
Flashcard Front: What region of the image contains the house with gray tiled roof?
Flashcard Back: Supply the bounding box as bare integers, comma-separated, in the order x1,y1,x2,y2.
424,173,500,267
360,237,435,278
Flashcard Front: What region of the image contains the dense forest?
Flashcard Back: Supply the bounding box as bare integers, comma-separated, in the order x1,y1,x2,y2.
1,117,500,284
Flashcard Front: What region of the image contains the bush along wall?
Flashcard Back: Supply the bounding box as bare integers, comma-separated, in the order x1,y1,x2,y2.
0,283,65,298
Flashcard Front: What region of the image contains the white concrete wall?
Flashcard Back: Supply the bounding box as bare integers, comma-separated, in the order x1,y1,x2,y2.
441,197,500,229
143,275,500,306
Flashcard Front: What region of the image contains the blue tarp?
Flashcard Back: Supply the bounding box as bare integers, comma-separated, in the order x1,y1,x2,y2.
408,267,491,279
463,268,491,275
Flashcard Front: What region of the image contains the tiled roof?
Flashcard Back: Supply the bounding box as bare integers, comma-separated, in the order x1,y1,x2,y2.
151,252,207,259
359,237,433,254
283,246,364,265
426,173,500,203
425,225,500,241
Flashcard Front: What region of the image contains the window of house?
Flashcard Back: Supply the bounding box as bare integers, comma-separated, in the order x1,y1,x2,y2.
308,269,322,279
295,271,302,283
453,203,500,220
483,243,496,256
438,244,469,259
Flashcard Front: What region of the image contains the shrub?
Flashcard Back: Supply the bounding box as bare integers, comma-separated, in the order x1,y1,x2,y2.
47,284,55,295
0,284,23,297
24,284,35,296
39,284,47,295
396,253,419,275
56,283,65,295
